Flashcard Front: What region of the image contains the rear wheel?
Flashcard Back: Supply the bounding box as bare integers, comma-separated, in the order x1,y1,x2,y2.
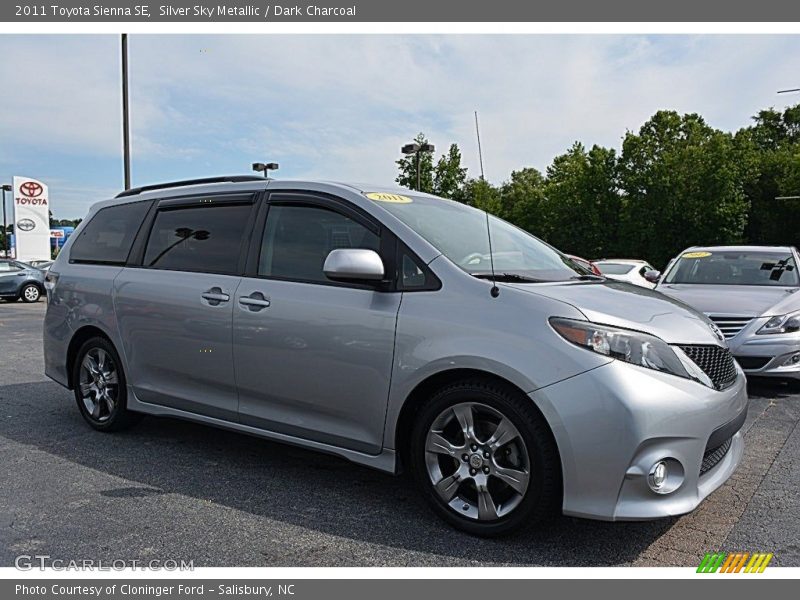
20,284,41,303
409,379,561,537
72,337,140,432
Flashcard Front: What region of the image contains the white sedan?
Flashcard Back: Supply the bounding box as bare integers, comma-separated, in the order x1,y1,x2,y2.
594,259,658,289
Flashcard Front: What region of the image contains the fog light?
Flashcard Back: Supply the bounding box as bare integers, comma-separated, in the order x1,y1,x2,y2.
649,461,668,492
782,353,800,367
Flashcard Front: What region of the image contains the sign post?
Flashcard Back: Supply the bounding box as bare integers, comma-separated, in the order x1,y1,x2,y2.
13,176,51,262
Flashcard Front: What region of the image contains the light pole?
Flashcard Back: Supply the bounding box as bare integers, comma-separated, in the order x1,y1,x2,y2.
401,142,435,191
252,162,279,178
121,34,131,190
1,184,10,258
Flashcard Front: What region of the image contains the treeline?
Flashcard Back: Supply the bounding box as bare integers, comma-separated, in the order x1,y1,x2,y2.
396,105,800,268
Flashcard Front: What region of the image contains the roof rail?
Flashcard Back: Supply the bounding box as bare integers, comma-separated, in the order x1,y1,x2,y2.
116,176,267,198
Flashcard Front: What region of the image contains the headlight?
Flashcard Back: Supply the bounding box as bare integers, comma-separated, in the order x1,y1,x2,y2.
550,317,714,387
757,311,800,335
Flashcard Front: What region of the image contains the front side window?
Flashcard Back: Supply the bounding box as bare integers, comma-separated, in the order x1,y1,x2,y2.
69,201,150,265
375,194,585,282
664,251,800,286
0,261,23,272
143,204,252,275
259,204,379,283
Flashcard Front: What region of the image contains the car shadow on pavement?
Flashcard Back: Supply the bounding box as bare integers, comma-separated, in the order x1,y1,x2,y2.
1,380,681,566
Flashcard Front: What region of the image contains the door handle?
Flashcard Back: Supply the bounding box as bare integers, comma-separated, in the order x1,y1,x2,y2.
239,292,271,311
201,287,230,306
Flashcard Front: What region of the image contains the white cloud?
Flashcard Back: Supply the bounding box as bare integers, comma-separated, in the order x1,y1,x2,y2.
1,34,800,217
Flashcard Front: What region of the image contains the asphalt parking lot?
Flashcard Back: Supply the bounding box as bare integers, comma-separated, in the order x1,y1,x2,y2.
1,301,799,567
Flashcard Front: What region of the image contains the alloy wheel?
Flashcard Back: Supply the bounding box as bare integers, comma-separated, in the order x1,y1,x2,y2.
78,347,119,423
424,401,531,521
23,285,39,302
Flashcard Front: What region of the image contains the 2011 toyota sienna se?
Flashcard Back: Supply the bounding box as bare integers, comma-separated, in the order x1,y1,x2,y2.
43,177,748,537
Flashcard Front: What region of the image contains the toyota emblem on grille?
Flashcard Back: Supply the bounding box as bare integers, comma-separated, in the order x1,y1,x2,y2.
19,181,43,197
16,218,36,232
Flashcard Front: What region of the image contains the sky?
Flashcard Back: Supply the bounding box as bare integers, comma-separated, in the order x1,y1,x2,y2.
1,34,800,218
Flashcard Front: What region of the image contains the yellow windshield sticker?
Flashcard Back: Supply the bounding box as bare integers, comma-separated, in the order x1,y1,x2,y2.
366,192,412,204
682,251,712,259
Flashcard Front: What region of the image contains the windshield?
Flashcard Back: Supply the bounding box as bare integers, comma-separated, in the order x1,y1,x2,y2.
373,193,587,282
596,263,635,275
664,250,799,286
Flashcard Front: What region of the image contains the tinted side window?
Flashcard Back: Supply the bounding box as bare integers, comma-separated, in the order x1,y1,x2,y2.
69,201,150,265
0,261,21,272
259,204,379,283
143,204,252,275
400,252,426,288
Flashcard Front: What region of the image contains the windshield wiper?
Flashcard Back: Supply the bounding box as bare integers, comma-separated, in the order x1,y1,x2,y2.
471,272,547,283
570,274,605,281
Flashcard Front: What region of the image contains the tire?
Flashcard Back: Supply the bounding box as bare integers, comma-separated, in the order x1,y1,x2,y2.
408,379,561,537
72,336,141,432
20,283,41,303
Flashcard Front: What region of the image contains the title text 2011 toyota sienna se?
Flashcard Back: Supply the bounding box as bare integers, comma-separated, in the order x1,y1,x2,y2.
43,177,748,537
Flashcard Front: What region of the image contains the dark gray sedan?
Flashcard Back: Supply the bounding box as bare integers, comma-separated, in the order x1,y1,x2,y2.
656,246,800,384
0,259,46,302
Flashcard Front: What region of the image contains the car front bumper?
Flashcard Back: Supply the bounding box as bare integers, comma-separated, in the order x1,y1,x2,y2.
727,326,800,380
530,359,748,521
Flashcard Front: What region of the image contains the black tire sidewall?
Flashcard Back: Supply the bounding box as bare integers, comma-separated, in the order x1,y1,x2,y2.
409,380,559,537
72,337,130,432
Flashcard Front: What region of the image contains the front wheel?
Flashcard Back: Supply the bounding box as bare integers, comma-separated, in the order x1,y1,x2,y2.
72,337,140,432
20,284,41,303
409,380,561,537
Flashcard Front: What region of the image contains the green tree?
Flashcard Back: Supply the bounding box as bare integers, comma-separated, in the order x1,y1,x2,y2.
542,143,621,258
397,134,468,198
396,133,436,193
736,105,800,246
433,143,468,199
618,111,749,268
497,168,548,234
453,177,502,214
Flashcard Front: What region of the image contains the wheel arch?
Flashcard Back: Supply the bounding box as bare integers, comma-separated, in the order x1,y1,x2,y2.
393,368,562,478
66,325,115,389
20,279,44,294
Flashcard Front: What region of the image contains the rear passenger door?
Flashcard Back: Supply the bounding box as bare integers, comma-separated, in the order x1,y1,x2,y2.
114,193,257,421
232,192,401,454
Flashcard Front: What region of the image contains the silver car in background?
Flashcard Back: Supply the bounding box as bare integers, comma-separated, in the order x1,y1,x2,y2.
656,246,800,384
43,178,748,536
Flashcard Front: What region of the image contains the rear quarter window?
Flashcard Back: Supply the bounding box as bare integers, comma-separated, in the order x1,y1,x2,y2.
69,201,151,265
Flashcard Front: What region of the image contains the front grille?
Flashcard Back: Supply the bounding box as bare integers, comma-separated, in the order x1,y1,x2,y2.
700,437,732,476
679,344,738,390
734,356,771,370
708,315,753,339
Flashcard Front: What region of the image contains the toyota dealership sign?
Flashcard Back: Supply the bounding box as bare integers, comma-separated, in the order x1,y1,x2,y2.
13,176,50,261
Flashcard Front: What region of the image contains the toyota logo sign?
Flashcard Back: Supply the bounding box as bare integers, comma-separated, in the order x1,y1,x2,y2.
17,218,36,232
19,181,43,197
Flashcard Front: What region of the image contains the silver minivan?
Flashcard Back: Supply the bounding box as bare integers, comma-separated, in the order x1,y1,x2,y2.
43,177,748,536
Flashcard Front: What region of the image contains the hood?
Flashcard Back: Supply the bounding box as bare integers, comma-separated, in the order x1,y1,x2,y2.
505,280,722,345
656,284,799,317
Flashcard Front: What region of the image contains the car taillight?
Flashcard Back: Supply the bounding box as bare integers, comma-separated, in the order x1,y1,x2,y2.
44,271,59,292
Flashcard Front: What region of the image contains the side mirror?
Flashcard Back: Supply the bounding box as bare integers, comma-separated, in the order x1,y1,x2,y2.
323,248,384,282
644,270,661,284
